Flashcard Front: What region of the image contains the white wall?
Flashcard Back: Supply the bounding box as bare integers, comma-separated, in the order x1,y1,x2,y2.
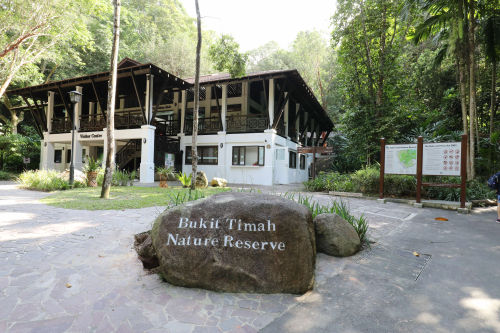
180,131,310,186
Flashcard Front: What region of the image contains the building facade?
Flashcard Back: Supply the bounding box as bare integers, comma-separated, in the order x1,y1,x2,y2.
6,59,333,185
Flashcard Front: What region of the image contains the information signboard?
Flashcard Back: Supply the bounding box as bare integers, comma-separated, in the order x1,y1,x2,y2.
423,142,461,176
384,144,417,175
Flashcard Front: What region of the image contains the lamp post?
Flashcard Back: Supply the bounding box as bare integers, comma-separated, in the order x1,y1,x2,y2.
68,90,82,186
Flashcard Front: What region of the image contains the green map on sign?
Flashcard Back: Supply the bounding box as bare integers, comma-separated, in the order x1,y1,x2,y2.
397,149,417,168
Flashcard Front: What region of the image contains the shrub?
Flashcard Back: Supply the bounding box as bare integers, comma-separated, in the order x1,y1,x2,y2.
0,170,13,180
17,170,70,191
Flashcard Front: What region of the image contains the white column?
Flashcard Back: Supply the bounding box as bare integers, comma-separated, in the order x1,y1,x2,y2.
40,137,55,170
140,125,156,183
218,132,226,179
268,79,274,128
89,102,95,121
75,86,82,130
221,84,227,132
284,92,289,138
102,128,107,169
145,74,154,124
180,90,186,133
295,104,300,142
47,91,54,133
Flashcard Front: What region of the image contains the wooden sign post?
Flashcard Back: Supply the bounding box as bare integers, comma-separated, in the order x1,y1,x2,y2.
380,134,468,209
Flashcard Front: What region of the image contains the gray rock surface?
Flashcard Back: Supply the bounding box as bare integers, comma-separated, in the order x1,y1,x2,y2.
151,192,316,294
134,231,159,269
314,213,360,257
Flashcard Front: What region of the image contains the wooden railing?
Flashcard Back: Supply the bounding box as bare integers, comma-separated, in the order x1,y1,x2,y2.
51,118,72,133
79,115,106,132
184,117,222,135
155,119,180,136
114,110,144,129
226,115,269,133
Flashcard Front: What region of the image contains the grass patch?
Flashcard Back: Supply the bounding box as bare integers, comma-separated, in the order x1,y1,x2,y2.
41,186,230,210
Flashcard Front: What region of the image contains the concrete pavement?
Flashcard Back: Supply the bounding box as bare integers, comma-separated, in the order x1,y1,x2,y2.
0,181,499,332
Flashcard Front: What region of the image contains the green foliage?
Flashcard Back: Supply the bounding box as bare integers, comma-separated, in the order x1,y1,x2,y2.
83,157,100,173
176,172,192,188
17,170,70,191
156,166,174,178
167,189,206,206
281,192,368,243
0,130,40,172
0,170,14,180
208,34,248,78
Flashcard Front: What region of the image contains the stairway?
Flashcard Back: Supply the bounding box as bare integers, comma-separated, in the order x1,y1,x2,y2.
116,139,141,169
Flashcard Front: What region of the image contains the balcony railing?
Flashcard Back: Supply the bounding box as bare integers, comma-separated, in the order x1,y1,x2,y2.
79,115,106,132
184,117,222,135
155,119,180,136
51,118,72,133
226,115,269,133
114,110,144,129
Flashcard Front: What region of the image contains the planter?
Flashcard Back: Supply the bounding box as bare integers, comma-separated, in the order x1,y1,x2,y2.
159,176,168,188
87,171,98,187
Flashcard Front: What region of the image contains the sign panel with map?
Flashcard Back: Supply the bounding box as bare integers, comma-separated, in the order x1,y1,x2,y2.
422,142,461,176
384,144,417,175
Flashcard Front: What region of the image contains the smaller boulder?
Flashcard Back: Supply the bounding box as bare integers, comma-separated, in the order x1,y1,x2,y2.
210,177,227,187
194,171,208,188
314,213,360,257
134,231,159,269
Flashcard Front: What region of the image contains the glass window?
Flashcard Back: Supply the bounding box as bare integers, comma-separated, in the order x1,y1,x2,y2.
232,146,265,166
300,154,306,170
54,150,62,163
185,146,218,165
289,151,297,169
227,83,242,97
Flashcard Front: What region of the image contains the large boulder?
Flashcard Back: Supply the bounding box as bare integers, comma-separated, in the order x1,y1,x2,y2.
150,192,316,294
210,177,227,187
134,231,159,269
194,171,208,188
314,213,360,257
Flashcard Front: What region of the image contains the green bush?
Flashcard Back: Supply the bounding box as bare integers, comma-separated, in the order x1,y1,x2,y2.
17,170,70,191
0,170,14,180
423,177,496,201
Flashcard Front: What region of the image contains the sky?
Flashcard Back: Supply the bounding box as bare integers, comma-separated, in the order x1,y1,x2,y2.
179,0,337,51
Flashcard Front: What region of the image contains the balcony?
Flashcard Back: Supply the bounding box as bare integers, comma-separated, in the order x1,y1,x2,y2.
51,118,72,133
155,119,180,136
184,117,222,135
226,115,269,133
79,115,106,132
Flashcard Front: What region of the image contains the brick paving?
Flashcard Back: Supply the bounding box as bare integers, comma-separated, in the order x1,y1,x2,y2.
0,182,420,332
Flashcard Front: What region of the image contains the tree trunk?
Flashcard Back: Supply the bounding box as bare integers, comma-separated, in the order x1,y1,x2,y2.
0,70,16,101
468,0,476,180
101,0,121,199
190,0,201,190
457,54,470,176
490,60,497,138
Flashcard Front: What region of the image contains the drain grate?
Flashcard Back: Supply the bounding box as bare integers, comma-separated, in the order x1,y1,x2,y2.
355,245,431,281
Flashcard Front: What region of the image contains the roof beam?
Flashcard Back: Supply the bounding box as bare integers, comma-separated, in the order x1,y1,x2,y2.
91,79,106,120
21,96,43,137
130,70,146,123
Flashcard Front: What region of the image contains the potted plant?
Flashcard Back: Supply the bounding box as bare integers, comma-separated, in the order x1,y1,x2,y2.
157,166,172,188
83,157,100,187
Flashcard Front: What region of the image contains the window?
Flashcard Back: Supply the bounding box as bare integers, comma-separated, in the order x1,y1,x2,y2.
54,150,62,163
232,146,265,166
66,149,71,163
187,87,206,102
289,151,297,169
300,154,306,170
185,146,218,165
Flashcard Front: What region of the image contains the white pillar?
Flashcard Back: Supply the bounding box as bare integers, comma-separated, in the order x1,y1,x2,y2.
296,104,300,142
221,84,227,132
145,74,154,124
140,125,156,183
47,91,54,133
75,86,82,130
268,79,274,128
89,102,95,121
218,132,226,179
40,137,55,170
284,92,289,138
180,90,186,133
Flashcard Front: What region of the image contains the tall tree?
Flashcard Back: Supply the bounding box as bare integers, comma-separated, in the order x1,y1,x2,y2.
101,0,121,199
208,34,247,78
190,0,201,190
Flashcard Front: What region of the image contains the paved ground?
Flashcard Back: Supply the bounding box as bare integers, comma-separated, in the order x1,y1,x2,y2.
0,181,499,332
